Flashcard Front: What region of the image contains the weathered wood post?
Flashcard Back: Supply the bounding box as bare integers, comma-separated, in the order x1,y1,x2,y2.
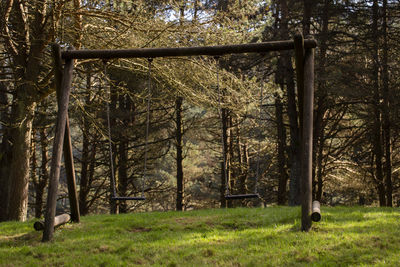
52,44,80,223
301,36,315,231
43,46,75,242
294,33,315,231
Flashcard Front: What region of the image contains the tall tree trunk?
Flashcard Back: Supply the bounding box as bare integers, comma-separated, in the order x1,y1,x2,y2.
285,53,301,206
73,0,82,49
0,83,12,221
371,0,386,206
228,116,235,194
175,3,185,211
79,74,91,215
109,78,118,214
275,94,288,205
227,114,234,208
303,0,312,36
35,127,49,218
273,2,288,206
175,96,184,211
315,119,326,202
313,0,330,201
242,143,250,194
220,107,228,208
236,125,246,195
118,138,129,213
279,0,301,206
31,129,38,216
8,98,36,221
382,0,392,207
117,95,132,213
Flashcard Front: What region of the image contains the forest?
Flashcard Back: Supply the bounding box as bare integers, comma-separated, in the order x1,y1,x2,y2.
0,0,399,223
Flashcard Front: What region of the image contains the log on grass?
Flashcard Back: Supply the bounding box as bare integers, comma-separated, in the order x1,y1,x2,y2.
34,214,71,231
311,201,321,222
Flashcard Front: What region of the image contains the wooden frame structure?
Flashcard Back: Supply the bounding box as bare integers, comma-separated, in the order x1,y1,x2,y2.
43,34,316,241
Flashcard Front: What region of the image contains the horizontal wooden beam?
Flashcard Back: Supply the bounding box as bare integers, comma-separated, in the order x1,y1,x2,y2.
62,39,317,60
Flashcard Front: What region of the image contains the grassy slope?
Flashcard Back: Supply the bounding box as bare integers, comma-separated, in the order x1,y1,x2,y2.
1,206,399,266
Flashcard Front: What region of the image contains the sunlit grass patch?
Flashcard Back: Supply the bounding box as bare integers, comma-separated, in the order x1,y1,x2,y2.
0,206,399,266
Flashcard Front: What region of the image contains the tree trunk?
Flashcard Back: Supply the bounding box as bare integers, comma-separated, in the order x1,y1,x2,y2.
236,125,246,195
303,0,312,36
315,123,325,202
79,109,90,214
109,77,118,214
382,0,392,207
175,96,184,211
118,138,129,213
79,70,92,215
279,0,301,206
0,83,12,221
227,114,234,208
73,0,83,49
242,143,250,195
35,127,49,218
228,116,235,195
313,0,329,202
31,129,38,216
32,125,49,219
220,107,229,208
79,135,90,215
117,95,132,213
8,99,36,221
371,0,386,206
176,4,185,211
275,94,288,205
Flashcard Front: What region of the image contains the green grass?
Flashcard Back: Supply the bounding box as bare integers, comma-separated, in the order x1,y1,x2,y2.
1,206,400,266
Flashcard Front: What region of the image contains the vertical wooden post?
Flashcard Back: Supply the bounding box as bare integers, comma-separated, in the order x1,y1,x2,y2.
52,44,80,223
301,44,315,232
63,118,80,222
43,47,75,242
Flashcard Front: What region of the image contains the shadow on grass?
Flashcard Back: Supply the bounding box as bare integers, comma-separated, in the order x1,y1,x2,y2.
0,231,42,247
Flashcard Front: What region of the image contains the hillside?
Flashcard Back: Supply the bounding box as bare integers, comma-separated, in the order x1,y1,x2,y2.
1,207,399,266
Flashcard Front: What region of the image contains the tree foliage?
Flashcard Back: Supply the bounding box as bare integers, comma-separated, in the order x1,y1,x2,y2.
0,0,399,220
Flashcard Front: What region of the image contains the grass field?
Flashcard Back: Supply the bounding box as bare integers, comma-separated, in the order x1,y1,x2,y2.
1,206,399,266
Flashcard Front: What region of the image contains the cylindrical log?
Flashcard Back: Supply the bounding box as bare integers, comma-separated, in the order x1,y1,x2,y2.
62,39,317,60
34,214,71,231
311,201,321,222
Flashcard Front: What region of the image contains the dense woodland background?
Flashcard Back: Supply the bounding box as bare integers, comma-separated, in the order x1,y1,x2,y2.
0,0,399,221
